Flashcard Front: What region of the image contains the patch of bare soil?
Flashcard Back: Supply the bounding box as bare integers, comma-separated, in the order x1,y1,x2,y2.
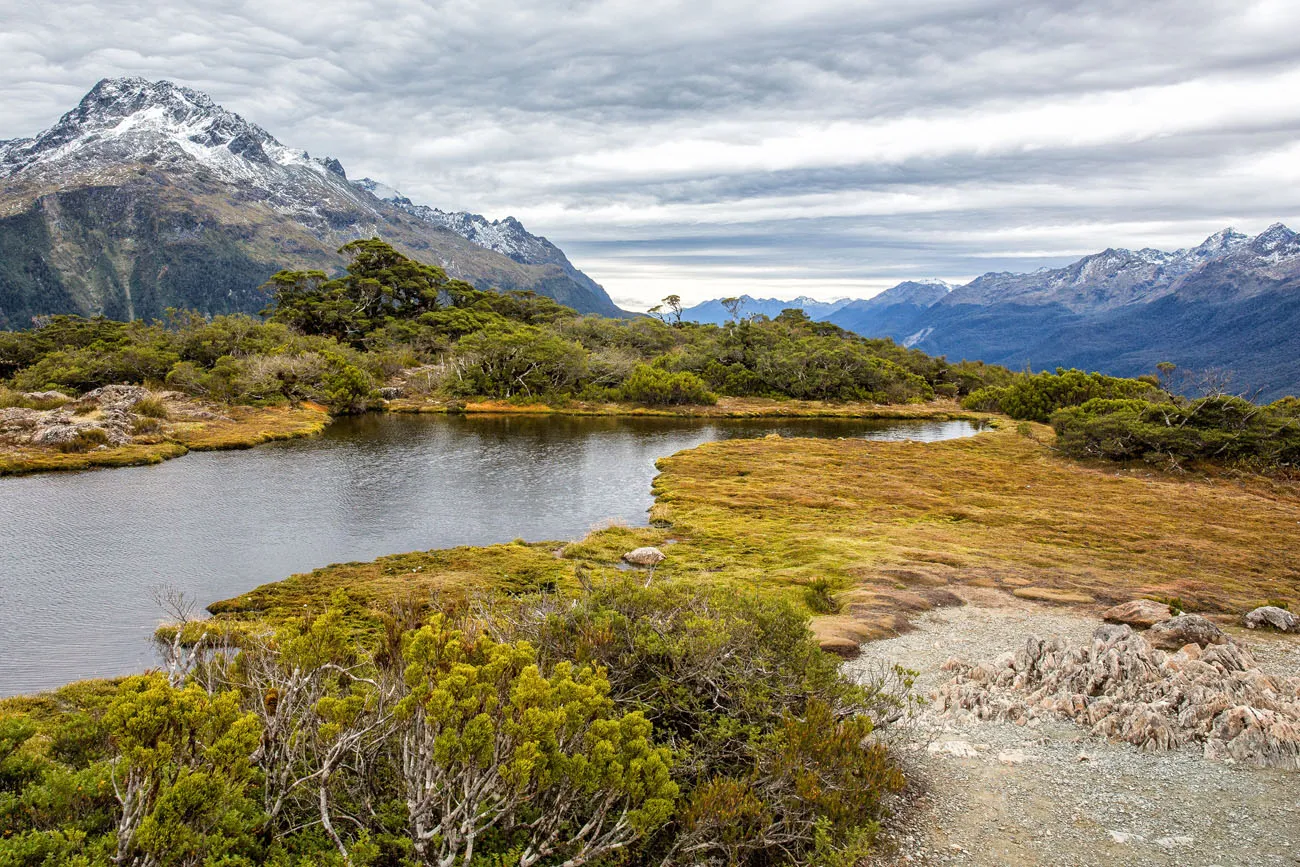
848,589,1300,866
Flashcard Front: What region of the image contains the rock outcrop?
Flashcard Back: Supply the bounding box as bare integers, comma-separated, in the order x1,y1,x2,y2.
934,624,1300,769
1244,606,1300,633
0,385,170,450
1101,599,1173,628
1147,614,1226,650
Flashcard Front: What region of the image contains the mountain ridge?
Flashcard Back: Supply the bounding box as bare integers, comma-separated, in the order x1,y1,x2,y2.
0,77,623,327
682,227,1299,399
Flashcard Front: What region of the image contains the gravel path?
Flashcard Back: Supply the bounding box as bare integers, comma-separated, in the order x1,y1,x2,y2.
846,589,1300,866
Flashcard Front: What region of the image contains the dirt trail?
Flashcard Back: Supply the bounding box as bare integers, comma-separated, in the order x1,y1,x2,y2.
848,589,1300,866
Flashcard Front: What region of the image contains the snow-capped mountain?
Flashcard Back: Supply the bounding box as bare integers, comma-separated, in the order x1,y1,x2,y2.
679,294,853,325
942,226,1294,313
0,77,622,326
681,228,1299,398
863,226,1300,400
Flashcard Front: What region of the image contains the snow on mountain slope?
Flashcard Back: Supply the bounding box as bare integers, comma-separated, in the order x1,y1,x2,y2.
0,77,623,322
943,226,1297,313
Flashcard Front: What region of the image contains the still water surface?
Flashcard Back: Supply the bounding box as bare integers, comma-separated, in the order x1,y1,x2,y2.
0,413,979,695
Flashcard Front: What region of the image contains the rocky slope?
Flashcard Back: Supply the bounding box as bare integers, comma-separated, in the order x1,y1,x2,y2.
0,78,623,327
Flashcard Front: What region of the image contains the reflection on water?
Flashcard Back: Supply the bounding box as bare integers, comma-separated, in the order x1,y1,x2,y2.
0,413,979,695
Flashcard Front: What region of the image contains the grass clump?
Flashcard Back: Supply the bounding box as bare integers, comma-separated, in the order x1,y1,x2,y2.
53,428,108,453
130,395,168,418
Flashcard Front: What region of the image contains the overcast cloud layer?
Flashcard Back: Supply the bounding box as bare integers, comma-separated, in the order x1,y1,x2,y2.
3,0,1299,308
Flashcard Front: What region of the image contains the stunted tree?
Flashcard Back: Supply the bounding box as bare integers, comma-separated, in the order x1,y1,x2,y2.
262,238,451,343
647,294,685,327
721,296,746,322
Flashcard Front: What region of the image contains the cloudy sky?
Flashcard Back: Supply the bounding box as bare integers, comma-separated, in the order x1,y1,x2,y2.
4,0,1299,309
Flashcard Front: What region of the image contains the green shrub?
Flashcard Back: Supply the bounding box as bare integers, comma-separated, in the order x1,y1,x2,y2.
803,577,841,614
620,364,717,405
965,368,1159,422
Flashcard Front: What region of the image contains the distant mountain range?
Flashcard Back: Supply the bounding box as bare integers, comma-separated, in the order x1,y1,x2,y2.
0,78,623,328
685,230,1300,400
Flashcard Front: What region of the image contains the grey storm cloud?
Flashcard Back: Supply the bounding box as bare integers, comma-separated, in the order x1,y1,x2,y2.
3,0,1299,307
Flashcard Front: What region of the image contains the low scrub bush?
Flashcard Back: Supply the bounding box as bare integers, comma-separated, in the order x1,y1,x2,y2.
0,581,908,867
962,368,1159,423
1051,394,1300,469
620,364,717,405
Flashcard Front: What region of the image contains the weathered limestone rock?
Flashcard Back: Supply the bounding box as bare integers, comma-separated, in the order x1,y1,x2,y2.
1148,614,1226,649
622,547,666,567
1244,606,1300,633
934,624,1300,769
1102,599,1173,629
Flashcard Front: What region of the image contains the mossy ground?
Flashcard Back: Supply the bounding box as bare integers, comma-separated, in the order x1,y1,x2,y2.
210,424,1300,648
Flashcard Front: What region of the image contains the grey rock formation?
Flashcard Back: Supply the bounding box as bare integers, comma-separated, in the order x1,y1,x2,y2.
1147,614,1227,650
1244,606,1300,633
934,624,1300,769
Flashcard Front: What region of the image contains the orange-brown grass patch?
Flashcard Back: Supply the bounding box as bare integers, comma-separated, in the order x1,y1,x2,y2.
647,425,1300,628
0,441,189,476
208,541,573,625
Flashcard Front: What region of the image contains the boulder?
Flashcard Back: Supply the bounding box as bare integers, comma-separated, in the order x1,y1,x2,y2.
1102,599,1173,629
1146,614,1226,650
622,547,666,567
82,384,152,411
1244,606,1300,633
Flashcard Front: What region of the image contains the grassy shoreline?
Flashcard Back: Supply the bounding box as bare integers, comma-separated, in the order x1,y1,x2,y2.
0,403,330,477
208,423,1299,651
0,395,985,476
387,394,985,420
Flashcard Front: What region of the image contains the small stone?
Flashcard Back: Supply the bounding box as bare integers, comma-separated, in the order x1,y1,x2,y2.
928,740,980,759
621,547,666,566
1156,835,1194,848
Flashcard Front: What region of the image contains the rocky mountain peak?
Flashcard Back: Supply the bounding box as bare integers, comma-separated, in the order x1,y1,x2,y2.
1250,222,1297,254
1192,227,1250,258
0,77,339,182
0,78,623,320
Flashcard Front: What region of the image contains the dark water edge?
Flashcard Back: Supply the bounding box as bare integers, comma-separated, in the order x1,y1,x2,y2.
0,413,981,696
